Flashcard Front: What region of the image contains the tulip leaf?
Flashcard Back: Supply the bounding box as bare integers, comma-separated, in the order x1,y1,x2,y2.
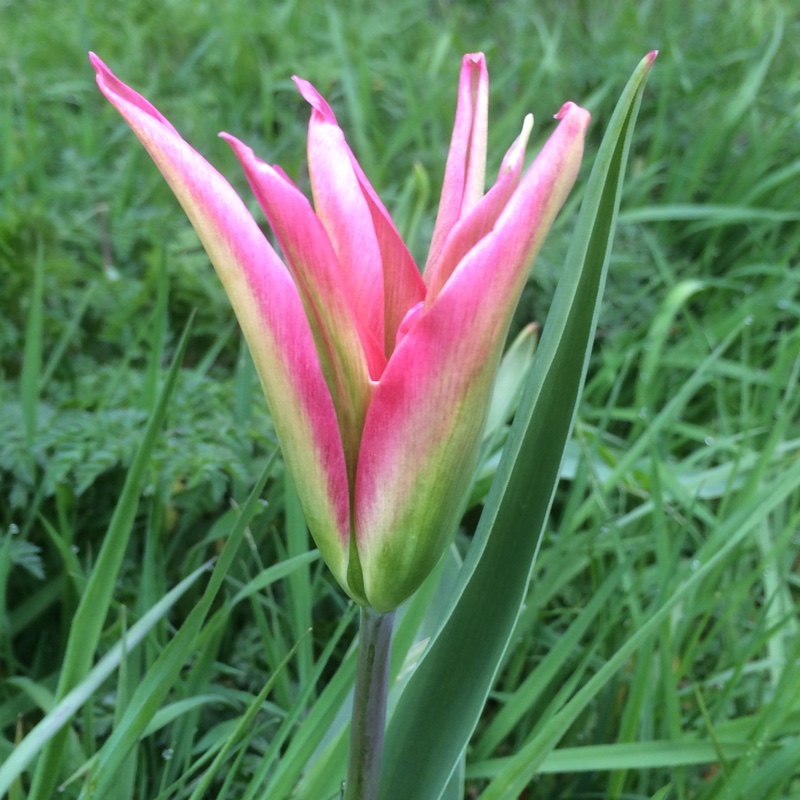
378,53,656,800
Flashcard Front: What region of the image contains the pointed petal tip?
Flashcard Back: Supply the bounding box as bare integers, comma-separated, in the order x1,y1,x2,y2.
554,101,574,120
89,51,115,83
222,131,294,188
220,131,265,170
521,113,534,138
508,112,534,164
460,52,489,86
88,51,104,72
89,53,178,134
497,113,534,178
464,52,487,68
293,76,337,123
553,101,591,130
647,50,659,64
219,130,247,153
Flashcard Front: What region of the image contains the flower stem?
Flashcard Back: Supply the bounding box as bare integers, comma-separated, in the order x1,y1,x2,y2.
344,606,395,800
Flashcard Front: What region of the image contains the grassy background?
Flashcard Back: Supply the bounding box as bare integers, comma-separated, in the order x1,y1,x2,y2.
2,0,799,797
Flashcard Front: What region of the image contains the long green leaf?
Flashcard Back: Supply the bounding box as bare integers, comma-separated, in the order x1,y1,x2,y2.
378,52,656,800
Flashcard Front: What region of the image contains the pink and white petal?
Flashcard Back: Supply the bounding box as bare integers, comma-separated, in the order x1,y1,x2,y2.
294,77,386,350
424,53,489,280
425,114,533,305
442,102,589,307
349,169,426,357
90,54,354,594
354,274,501,613
224,134,381,490
334,142,426,357
355,102,589,612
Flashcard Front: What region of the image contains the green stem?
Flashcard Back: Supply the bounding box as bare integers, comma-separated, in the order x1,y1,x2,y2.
344,606,395,800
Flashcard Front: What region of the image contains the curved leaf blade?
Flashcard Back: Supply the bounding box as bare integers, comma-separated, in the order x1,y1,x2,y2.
378,52,657,800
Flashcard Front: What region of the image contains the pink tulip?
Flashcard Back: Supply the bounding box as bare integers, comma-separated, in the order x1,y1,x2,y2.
91,52,589,612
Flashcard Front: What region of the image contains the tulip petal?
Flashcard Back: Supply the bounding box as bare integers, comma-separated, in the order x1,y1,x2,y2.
424,53,489,280
223,134,378,494
443,102,589,302
347,160,427,358
425,114,534,305
90,54,355,596
356,102,589,612
294,78,426,359
294,77,386,352
356,295,495,612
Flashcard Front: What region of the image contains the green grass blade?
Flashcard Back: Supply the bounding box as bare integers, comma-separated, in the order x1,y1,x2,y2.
619,204,800,225
649,786,673,800
187,633,308,800
284,475,315,686
40,283,97,388
469,740,755,778
229,550,321,605
262,644,358,800
722,10,783,129
77,447,280,799
141,247,169,413
0,562,208,795
26,314,195,800
479,459,800,798
241,604,358,800
378,52,656,800
471,563,626,761
20,238,44,456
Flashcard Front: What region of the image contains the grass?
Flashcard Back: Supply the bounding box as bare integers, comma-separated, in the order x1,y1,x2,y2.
2,0,799,797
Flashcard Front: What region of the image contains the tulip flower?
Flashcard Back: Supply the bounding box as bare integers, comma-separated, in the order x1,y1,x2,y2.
91,52,589,613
